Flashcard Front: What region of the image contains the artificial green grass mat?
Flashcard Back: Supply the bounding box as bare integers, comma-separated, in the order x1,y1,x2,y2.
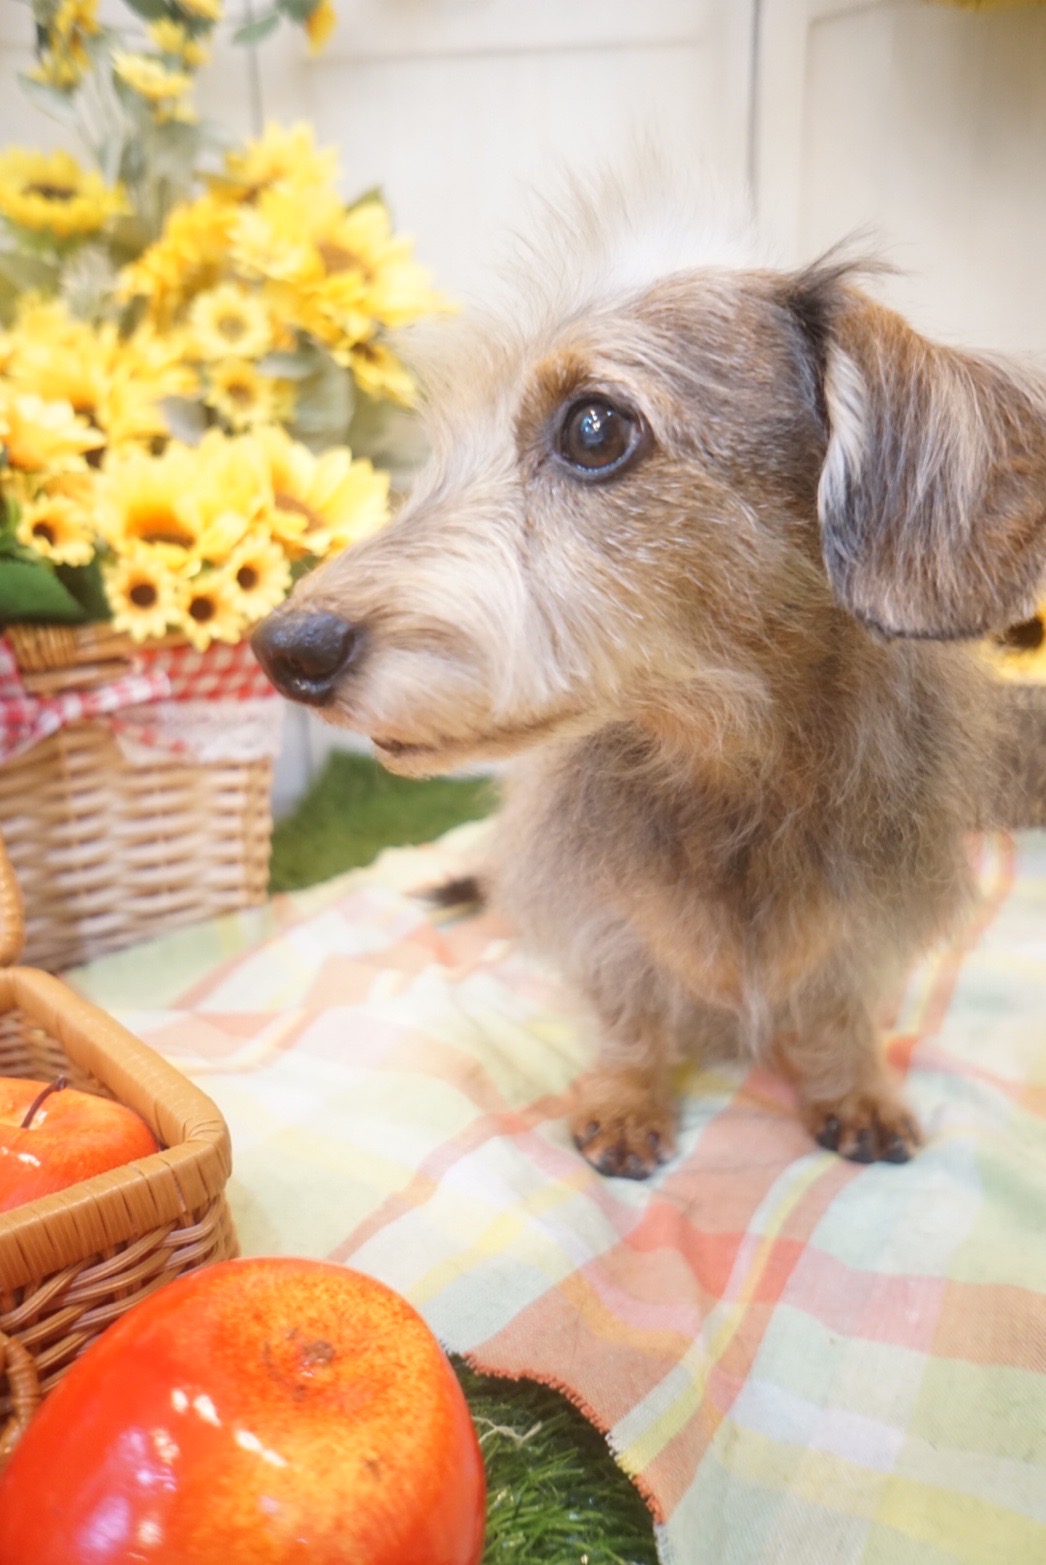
270,749,494,891
272,751,660,1563
454,1363,658,1565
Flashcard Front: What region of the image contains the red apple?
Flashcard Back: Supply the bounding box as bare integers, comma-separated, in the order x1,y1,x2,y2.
0,1256,487,1565
0,1076,159,1212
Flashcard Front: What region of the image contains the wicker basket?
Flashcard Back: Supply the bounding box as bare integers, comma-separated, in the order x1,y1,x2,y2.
0,834,238,1465
1,624,274,972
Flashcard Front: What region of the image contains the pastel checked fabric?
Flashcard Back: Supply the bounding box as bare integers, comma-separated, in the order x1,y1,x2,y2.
70,823,1046,1565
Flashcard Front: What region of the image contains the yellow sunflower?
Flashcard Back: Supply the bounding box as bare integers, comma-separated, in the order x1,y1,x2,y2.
319,198,449,329
148,19,211,68
96,445,203,564
112,51,195,120
174,0,223,19
187,282,273,361
274,269,372,360
224,534,292,621
104,550,182,643
29,49,85,90
0,390,104,472
305,0,336,52
6,304,196,450
232,185,324,286
52,0,100,39
172,569,245,651
30,0,99,90
0,149,128,240
119,194,234,320
257,425,388,559
205,359,295,431
215,123,338,204
182,428,272,561
112,51,193,106
348,339,416,406
16,491,96,567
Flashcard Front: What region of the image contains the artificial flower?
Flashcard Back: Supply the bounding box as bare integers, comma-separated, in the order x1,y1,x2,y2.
148,19,211,69
29,49,85,91
348,338,416,406
173,569,245,651
187,282,274,362
30,0,100,91
215,123,338,204
173,0,223,19
223,534,292,620
305,0,337,53
186,428,272,554
52,0,101,39
112,51,194,106
15,490,96,566
97,445,202,560
0,390,104,471
0,148,127,239
205,359,295,430
119,194,235,319
5,301,197,449
257,425,388,558
104,550,183,642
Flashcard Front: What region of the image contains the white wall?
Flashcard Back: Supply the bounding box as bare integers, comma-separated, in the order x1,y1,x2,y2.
3,0,1044,812
756,0,1046,352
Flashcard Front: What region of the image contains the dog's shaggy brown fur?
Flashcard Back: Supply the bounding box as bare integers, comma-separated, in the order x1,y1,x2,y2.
254,182,1046,1177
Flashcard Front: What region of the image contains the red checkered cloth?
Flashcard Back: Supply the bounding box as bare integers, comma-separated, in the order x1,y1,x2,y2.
0,637,280,766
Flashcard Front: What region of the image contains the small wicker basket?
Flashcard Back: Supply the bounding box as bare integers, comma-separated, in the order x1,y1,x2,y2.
0,833,238,1466
1,623,274,972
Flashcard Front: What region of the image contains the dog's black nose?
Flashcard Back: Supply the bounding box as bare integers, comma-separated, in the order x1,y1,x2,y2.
251,610,362,705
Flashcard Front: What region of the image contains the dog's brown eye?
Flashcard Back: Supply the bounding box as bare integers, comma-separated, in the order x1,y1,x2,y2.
556,398,640,478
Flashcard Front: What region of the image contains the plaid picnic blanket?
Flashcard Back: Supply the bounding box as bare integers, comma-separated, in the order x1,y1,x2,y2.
69,824,1046,1565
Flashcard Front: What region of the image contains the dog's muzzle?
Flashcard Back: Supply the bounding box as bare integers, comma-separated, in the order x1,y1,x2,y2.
251,609,362,705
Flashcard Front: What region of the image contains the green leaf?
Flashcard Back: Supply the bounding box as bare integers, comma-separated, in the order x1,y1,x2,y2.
278,0,320,21
233,11,280,45
257,348,323,381
56,559,110,622
119,0,171,19
17,74,80,128
346,186,384,215
290,354,355,450
0,248,60,297
0,558,88,625
160,396,210,445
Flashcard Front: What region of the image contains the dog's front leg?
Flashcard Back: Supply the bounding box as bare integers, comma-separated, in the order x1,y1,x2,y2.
778,984,922,1165
569,1009,679,1181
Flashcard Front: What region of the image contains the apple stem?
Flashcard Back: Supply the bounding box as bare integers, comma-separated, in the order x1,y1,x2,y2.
21,1076,68,1130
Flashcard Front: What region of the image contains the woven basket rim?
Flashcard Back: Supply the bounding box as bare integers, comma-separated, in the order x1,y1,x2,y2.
0,835,23,968
0,966,232,1294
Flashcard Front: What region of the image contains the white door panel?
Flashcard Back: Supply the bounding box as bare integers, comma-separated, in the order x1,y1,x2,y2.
757,0,1046,353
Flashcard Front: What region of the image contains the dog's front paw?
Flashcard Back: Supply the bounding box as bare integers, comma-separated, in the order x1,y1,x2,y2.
569,1069,677,1179
806,1088,922,1165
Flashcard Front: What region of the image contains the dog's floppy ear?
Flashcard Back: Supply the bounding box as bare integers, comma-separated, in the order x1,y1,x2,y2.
786,261,1046,638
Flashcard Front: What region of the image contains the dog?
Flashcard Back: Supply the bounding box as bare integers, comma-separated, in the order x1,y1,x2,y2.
253,177,1046,1178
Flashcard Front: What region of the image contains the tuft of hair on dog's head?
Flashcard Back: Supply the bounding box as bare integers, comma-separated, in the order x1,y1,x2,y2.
780,247,1046,639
